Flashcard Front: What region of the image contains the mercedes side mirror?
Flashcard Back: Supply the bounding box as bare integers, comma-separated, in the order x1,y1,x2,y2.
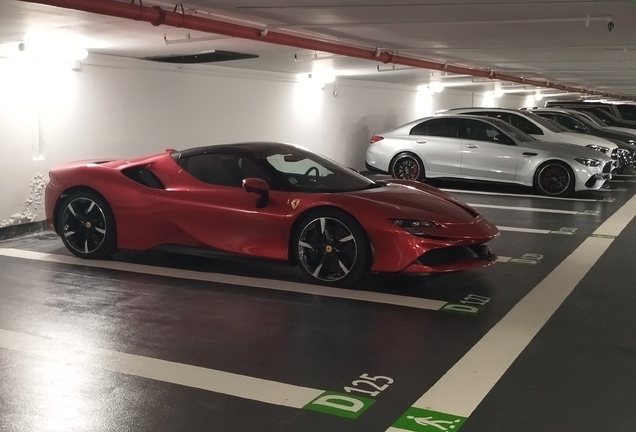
574,125,590,133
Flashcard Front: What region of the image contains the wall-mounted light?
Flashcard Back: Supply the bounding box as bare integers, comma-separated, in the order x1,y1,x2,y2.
534,90,544,101
297,70,336,88
1,38,89,64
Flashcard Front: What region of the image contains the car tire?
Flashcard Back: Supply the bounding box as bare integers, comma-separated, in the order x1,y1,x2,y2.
533,161,574,197
57,190,117,259
292,208,369,286
390,152,425,182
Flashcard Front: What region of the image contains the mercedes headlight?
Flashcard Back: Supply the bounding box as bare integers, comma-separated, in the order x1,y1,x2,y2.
586,144,610,153
575,157,602,167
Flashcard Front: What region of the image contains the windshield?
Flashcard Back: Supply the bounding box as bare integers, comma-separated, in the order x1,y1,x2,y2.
522,111,564,133
259,145,375,192
616,105,636,121
491,120,536,142
575,111,608,128
543,117,571,132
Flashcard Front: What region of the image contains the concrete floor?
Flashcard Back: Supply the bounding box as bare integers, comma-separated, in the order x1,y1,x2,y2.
1,178,635,432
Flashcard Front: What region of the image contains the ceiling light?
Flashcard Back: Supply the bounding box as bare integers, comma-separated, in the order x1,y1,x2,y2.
493,83,504,98
430,82,444,93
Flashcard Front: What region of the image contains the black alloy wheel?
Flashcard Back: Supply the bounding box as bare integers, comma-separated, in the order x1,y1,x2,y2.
293,209,369,286
57,191,117,259
390,152,424,181
534,162,574,197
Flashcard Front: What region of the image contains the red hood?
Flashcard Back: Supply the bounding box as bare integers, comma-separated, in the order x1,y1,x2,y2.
343,182,480,224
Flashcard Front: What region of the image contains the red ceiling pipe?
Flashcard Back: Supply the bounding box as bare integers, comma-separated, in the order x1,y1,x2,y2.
21,0,631,100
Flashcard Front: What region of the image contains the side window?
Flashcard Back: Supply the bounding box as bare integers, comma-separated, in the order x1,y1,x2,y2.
412,118,459,138
554,115,582,131
239,157,271,183
410,121,428,136
508,114,543,135
589,108,612,124
181,154,269,187
475,112,510,123
463,119,514,145
536,114,557,122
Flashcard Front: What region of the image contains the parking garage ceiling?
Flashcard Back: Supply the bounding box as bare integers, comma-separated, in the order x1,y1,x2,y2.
1,0,636,98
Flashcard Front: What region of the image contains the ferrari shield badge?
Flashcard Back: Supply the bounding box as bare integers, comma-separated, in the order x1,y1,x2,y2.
291,199,301,209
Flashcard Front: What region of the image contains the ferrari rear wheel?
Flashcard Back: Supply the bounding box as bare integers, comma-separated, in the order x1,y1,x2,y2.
57,190,117,259
533,161,574,197
293,209,369,286
390,152,425,182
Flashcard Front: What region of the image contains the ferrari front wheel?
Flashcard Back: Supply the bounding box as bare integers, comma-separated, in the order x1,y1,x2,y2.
293,209,369,286
57,190,117,259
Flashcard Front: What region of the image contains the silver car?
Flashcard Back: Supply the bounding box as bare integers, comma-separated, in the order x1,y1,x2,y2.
365,115,612,197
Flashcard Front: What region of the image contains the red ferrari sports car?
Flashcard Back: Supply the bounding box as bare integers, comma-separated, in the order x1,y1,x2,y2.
45,142,499,285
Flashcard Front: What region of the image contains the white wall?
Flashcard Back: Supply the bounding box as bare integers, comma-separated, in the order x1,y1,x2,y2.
0,54,527,226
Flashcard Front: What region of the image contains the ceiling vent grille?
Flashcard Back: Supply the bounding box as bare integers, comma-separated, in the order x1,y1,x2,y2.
145,50,258,64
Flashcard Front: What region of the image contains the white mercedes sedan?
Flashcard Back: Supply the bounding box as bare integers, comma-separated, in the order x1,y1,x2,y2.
365,115,612,197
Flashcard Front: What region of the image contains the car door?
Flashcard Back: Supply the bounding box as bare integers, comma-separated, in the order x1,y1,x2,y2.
408,117,461,176
158,152,290,260
459,118,519,181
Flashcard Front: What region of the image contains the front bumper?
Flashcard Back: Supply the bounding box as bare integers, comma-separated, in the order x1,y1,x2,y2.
366,216,500,274
401,244,498,273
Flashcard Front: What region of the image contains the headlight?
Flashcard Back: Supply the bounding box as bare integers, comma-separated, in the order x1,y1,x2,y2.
586,144,609,153
575,157,602,167
391,219,440,236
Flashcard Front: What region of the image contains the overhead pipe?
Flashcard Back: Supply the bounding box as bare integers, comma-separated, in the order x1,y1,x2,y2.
20,0,633,100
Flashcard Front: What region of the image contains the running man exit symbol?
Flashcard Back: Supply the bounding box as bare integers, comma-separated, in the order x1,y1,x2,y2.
392,407,466,432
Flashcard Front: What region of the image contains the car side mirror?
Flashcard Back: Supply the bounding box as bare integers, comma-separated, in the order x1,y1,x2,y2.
242,177,270,208
574,125,589,133
494,134,515,145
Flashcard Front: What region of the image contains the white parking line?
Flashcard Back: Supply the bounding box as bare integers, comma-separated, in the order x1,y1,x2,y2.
441,189,608,202
0,328,324,408
596,187,628,192
497,226,552,234
468,203,597,216
389,192,636,425
0,248,447,311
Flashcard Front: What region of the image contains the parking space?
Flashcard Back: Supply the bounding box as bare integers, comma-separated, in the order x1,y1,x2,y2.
1,180,635,432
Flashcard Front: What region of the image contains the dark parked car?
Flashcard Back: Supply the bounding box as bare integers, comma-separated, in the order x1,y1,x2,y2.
524,107,636,174
544,101,636,130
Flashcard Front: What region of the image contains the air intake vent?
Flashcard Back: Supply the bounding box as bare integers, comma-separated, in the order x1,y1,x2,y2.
145,50,258,64
122,167,165,189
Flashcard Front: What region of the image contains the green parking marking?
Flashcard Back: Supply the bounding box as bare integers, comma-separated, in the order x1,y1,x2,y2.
392,407,466,431
549,227,577,235
441,303,485,315
441,293,490,315
302,391,375,419
509,258,538,265
590,234,616,239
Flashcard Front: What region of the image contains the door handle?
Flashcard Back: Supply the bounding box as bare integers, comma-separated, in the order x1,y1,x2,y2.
522,152,538,156
416,140,427,144
466,144,479,148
